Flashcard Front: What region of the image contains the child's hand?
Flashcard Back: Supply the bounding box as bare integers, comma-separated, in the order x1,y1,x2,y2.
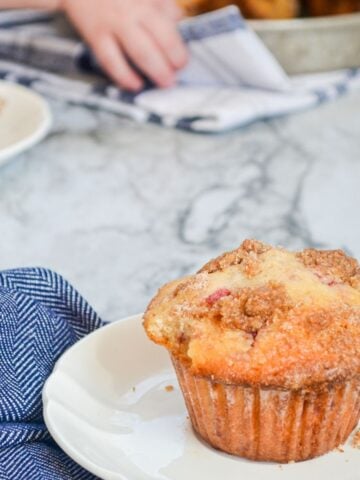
60,0,188,91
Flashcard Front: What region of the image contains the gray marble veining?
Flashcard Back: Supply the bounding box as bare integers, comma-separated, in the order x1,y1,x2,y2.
0,91,359,321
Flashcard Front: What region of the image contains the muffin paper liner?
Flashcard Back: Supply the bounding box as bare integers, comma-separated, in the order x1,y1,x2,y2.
172,357,360,462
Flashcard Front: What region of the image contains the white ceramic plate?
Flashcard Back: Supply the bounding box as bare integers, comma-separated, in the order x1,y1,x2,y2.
43,315,360,480
0,81,51,165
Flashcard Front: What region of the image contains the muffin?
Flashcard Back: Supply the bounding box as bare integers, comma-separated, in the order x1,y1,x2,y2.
178,0,300,18
177,0,230,16
305,0,360,16
237,0,299,18
178,0,360,17
143,240,360,462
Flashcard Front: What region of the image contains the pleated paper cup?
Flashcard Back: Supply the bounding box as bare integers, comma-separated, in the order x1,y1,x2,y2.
172,357,360,463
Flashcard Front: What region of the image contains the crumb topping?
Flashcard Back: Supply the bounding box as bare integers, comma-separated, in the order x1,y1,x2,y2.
297,249,360,286
205,282,290,334
199,239,270,276
144,240,360,390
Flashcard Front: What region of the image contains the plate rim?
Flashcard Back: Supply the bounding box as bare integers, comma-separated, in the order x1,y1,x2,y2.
43,314,143,480
0,81,52,164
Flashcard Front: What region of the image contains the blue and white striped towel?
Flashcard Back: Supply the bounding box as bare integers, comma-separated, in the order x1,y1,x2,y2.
0,7,359,132
0,268,104,479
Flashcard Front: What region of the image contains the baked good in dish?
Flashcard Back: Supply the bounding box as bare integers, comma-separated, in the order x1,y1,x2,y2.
235,0,299,18
144,239,360,462
177,0,230,15
178,0,360,18
178,0,299,18
305,0,360,16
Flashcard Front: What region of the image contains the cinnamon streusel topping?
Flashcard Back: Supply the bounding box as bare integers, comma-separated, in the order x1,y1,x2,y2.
144,240,360,390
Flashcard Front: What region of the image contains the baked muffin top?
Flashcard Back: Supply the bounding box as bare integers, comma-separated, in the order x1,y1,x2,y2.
177,0,359,18
143,240,360,391
178,0,299,18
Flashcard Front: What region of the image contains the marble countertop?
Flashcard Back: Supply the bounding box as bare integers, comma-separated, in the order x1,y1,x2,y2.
0,91,359,321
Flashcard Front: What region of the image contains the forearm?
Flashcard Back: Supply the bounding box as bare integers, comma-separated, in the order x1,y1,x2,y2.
0,0,62,10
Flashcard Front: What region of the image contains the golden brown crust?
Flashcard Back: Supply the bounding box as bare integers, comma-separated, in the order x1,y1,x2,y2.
178,0,360,18
178,0,300,18
305,0,360,16
177,0,235,15
143,240,360,391
237,0,300,19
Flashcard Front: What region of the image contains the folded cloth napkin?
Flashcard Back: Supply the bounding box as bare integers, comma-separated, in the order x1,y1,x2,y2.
0,7,359,132
0,268,104,479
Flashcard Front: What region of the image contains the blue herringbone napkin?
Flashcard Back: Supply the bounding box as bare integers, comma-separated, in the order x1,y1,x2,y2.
0,268,104,480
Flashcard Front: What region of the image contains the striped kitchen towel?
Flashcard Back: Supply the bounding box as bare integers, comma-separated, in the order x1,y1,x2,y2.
0,6,359,132
0,268,104,479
